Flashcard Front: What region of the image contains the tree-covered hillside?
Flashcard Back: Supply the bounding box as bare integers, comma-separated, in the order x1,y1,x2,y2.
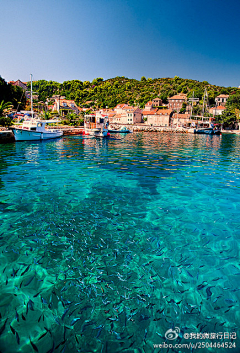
0,76,26,110
29,76,240,109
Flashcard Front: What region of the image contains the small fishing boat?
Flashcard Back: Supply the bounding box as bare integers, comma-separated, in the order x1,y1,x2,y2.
108,126,133,133
12,118,63,141
84,114,109,137
194,126,221,135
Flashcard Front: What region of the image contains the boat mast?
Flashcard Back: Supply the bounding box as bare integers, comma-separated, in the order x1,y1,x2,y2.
30,74,33,118
202,88,206,123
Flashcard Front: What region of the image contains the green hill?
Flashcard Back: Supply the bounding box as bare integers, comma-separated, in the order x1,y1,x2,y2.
29,76,240,109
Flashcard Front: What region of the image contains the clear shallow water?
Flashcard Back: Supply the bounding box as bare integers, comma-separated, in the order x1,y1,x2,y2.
0,132,239,353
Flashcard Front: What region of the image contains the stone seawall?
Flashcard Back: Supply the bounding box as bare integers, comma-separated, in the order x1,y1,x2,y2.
0,125,193,143
133,125,188,133
109,123,189,133
0,130,15,143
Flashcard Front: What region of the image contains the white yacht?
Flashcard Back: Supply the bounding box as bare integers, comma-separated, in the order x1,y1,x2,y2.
12,118,63,141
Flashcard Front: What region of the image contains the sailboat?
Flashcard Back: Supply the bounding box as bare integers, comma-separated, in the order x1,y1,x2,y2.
194,89,221,135
12,74,63,141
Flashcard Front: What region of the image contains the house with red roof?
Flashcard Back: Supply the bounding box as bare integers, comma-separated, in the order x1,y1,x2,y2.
122,106,142,124
143,109,172,126
144,101,154,111
209,105,226,116
172,113,191,126
215,94,229,107
113,104,142,124
52,97,81,116
8,80,27,91
168,94,187,111
152,98,162,107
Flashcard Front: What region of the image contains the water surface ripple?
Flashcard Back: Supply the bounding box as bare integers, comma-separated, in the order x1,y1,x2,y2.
0,133,239,353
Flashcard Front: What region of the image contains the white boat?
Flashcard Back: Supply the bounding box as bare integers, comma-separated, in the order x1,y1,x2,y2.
11,74,63,141
12,118,63,141
84,114,109,137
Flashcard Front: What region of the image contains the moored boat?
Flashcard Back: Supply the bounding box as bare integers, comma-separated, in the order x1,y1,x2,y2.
84,114,109,137
108,126,133,133
11,119,63,141
194,124,221,135
11,74,63,141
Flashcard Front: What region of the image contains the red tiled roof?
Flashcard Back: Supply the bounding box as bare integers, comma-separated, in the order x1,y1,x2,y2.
210,106,226,110
115,104,127,108
173,113,190,119
122,105,134,110
142,108,158,115
216,94,229,98
168,95,187,100
107,112,116,117
156,109,172,115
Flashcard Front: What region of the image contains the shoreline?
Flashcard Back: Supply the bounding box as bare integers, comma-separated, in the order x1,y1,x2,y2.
1,125,240,144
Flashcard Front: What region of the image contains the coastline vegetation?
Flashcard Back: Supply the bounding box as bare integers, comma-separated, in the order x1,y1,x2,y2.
1,75,240,127
28,76,239,111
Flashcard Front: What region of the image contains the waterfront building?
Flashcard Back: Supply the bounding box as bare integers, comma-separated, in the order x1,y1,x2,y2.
143,109,172,126
172,113,192,126
113,104,142,124
123,106,142,124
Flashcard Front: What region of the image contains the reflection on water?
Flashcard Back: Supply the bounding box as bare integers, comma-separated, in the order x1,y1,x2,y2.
0,133,239,353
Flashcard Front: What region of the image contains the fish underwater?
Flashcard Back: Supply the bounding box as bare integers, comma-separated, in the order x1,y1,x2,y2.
0,133,239,352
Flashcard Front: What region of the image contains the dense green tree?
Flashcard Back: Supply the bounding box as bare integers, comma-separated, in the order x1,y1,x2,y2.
217,93,240,126
18,76,240,114
0,77,26,110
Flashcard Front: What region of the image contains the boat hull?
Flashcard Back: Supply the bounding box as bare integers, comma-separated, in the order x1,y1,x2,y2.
12,128,63,141
194,128,221,135
84,128,108,137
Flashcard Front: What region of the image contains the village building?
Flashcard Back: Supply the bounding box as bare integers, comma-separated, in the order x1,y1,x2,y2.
168,94,187,111
172,113,192,126
209,105,226,116
112,104,142,124
8,80,30,99
142,109,172,127
123,106,142,124
52,96,80,116
215,94,229,106
144,101,155,111
8,80,28,91
152,98,162,107
114,104,129,114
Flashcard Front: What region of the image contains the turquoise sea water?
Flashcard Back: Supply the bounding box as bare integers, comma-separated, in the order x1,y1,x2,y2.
0,132,239,353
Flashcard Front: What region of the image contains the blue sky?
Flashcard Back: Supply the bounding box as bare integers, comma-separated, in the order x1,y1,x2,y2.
1,0,240,87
